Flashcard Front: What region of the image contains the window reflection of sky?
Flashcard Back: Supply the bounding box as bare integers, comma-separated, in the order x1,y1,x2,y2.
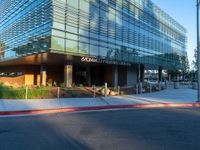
0,0,187,70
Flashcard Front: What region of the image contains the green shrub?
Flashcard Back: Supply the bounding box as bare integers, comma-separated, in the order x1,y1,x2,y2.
81,93,90,97
0,84,25,99
71,92,78,97
60,86,68,92
27,86,49,99
0,84,49,99
60,83,66,88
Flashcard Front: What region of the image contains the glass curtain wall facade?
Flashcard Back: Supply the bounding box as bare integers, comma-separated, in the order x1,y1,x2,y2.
51,0,187,69
0,0,187,70
0,0,52,60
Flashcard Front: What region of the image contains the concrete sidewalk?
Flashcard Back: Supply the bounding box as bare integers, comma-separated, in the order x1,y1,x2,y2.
102,88,197,105
0,88,198,115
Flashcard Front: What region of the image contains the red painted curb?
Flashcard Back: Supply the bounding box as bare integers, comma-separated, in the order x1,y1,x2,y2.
0,103,200,116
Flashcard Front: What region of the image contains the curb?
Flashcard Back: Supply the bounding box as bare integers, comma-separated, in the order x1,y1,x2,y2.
0,103,200,116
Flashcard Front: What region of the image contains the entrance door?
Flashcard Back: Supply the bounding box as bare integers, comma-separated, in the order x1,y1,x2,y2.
73,67,87,86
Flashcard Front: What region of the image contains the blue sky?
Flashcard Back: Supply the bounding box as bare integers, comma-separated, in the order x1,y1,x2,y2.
151,0,196,69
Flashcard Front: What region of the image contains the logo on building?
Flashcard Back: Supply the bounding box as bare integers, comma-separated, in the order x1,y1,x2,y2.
81,56,131,66
81,57,98,63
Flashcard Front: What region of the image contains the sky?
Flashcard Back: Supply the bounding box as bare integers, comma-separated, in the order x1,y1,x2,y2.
151,0,196,69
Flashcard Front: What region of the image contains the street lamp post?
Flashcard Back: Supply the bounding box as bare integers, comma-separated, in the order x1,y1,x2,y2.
197,0,200,102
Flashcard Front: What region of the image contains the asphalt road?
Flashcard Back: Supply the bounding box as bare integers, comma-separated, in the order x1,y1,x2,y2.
1,108,200,150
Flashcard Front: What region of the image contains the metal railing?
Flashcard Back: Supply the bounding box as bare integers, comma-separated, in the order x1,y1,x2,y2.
0,82,171,100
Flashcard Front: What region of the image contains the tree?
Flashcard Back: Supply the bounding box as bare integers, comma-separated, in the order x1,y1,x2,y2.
181,54,190,71
0,41,5,60
192,48,197,70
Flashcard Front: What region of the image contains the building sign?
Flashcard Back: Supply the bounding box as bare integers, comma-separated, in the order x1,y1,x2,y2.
81,57,98,63
81,56,131,66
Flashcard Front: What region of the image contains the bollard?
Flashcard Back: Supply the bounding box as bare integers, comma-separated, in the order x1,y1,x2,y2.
139,82,143,94
149,84,152,93
165,81,168,89
117,86,120,96
93,85,96,98
188,82,191,89
105,82,107,97
57,87,60,99
174,82,179,89
192,82,198,89
135,84,138,95
158,83,161,91
57,87,62,110
25,86,28,100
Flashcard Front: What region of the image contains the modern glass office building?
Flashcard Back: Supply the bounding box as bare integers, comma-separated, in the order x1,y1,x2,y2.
0,0,187,87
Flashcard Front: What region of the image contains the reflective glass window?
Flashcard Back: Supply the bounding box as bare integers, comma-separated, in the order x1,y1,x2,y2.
79,42,89,54
66,39,78,53
80,0,89,13
67,0,79,9
90,44,99,56
51,37,65,50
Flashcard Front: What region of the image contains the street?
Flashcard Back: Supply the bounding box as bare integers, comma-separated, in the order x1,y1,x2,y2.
0,108,200,150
